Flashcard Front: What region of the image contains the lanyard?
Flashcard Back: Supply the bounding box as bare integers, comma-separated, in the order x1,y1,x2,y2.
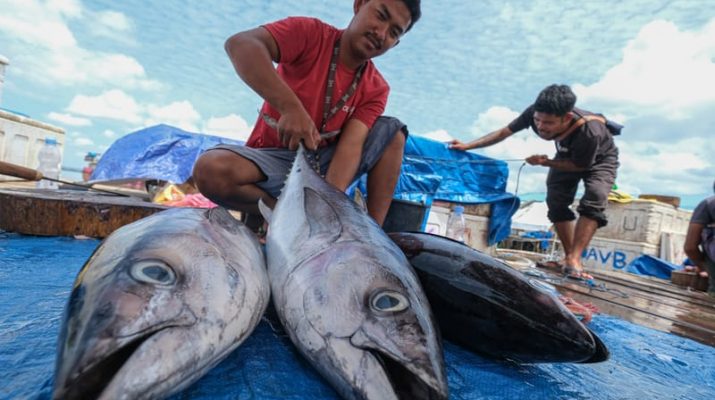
262,38,365,138
320,38,365,133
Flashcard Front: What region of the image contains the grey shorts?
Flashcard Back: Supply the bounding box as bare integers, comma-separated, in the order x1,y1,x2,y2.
209,116,407,198
546,158,618,227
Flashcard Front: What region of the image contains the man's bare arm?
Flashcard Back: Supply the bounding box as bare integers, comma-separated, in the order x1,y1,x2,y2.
525,155,588,172
324,119,370,191
449,126,514,150
225,27,320,149
684,223,708,270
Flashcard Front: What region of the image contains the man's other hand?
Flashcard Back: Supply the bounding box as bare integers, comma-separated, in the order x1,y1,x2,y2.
278,108,321,150
448,139,471,151
526,154,549,166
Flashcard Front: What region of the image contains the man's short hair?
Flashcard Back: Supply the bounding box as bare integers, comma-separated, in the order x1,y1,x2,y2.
533,84,577,117
399,0,421,32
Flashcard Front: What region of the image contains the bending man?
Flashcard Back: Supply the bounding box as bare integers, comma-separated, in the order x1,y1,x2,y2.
450,84,620,279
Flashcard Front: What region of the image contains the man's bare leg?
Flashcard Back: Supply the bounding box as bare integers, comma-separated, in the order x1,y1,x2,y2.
366,130,405,226
192,149,276,227
564,216,598,270
553,220,575,258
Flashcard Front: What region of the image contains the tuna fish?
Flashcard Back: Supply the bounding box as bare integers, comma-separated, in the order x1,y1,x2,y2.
261,145,448,400
389,231,609,364
52,207,270,399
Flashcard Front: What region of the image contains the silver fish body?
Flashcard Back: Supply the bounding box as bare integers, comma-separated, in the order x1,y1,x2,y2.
264,146,448,400
52,207,270,400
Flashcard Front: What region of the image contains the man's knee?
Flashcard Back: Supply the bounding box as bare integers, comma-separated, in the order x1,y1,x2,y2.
193,150,227,193
387,127,406,152
193,149,260,196
576,203,608,228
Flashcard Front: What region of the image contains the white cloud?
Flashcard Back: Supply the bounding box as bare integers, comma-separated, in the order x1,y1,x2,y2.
73,136,94,146
469,106,519,136
573,17,715,195
144,101,201,132
47,112,92,126
102,129,116,138
574,19,715,120
415,129,453,142
67,89,213,134
202,114,253,141
0,0,158,90
93,10,132,33
67,89,142,123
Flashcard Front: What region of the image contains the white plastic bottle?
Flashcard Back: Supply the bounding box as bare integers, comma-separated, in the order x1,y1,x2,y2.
36,137,62,189
446,205,466,243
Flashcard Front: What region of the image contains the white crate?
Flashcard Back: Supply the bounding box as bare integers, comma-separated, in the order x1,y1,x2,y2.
596,200,692,245
425,205,490,251
659,231,687,265
0,109,65,179
581,236,658,271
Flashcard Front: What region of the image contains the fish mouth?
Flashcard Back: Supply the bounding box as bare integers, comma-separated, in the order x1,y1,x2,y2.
367,349,445,400
55,329,164,400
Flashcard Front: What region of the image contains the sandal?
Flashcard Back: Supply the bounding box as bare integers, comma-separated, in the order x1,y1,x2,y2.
536,260,563,272
562,266,594,281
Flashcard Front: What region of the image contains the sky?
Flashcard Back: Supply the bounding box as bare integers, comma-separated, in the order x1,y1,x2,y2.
1,0,714,201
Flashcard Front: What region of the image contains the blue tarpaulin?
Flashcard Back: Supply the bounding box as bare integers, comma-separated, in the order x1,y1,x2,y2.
2,234,715,400
91,125,518,244
90,124,243,184
402,136,520,244
625,254,680,279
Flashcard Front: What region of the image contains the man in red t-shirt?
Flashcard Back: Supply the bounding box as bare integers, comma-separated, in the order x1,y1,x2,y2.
193,0,421,231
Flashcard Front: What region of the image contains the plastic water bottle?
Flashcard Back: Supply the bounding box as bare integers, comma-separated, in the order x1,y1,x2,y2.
36,137,62,189
446,205,466,243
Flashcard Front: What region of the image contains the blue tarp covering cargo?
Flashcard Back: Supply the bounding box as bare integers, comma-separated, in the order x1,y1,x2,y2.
402,136,520,244
625,254,680,279
91,125,518,244
90,124,244,184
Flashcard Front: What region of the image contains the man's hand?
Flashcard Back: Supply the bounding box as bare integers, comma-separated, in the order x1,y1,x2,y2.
448,139,469,151
277,108,321,150
526,154,549,166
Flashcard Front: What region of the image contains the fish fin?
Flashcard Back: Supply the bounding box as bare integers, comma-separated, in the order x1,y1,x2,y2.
304,187,341,240
578,328,610,363
258,199,273,224
206,207,240,232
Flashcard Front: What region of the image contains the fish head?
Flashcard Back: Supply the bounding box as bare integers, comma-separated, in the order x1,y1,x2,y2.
53,207,269,399
287,242,448,400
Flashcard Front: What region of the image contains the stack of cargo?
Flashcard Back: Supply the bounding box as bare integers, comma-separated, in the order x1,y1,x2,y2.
582,199,692,271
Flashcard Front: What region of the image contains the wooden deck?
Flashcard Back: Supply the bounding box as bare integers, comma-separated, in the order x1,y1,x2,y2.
522,257,715,348
0,181,166,238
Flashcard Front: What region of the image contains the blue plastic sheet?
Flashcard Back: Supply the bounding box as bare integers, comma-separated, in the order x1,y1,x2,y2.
403,136,520,244
90,126,517,244
625,254,680,279
2,234,714,399
90,124,243,184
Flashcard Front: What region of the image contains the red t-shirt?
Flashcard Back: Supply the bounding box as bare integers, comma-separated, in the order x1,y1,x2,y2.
245,17,389,148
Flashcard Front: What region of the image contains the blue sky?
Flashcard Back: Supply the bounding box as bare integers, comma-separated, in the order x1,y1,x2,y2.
1,0,714,200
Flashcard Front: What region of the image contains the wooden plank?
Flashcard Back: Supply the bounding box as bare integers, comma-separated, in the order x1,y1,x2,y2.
0,188,167,238
532,266,715,347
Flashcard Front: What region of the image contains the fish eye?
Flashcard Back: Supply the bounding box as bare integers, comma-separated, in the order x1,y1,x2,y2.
370,290,409,313
130,261,176,286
